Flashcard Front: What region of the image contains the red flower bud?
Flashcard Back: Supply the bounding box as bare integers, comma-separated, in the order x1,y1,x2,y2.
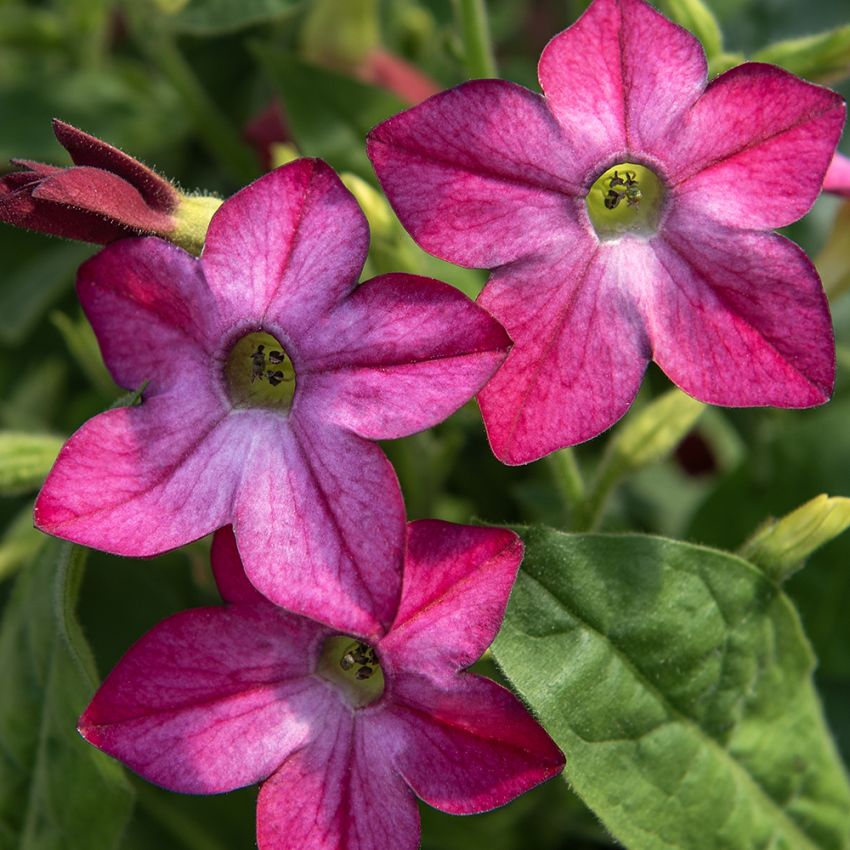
0,119,180,244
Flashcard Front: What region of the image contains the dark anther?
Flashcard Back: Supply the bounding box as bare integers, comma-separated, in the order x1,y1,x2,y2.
250,345,267,383
267,370,285,386
268,350,284,364
356,667,375,680
340,652,356,671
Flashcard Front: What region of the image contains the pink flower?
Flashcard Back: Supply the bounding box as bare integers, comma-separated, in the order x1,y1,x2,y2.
368,0,846,464
824,151,850,196
34,159,510,634
78,522,564,850
0,119,180,244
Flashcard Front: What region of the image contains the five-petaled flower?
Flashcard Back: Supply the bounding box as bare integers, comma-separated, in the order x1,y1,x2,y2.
368,0,847,464
78,522,564,850
34,158,511,635
0,119,184,245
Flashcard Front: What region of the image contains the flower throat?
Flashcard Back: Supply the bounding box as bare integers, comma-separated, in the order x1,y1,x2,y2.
317,635,385,708
225,331,296,411
586,162,664,239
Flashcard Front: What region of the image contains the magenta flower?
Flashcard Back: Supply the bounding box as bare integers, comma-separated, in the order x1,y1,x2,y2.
78,522,564,850
34,159,510,634
0,119,180,244
368,0,846,464
824,151,850,196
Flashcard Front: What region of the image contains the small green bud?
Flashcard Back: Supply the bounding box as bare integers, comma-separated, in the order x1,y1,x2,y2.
609,388,705,473
170,194,223,255
658,0,723,59
341,173,394,240
740,495,850,582
753,24,850,85
270,143,301,169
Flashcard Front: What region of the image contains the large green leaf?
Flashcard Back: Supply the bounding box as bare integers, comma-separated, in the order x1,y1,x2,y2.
256,48,406,182
492,527,850,850
0,432,64,496
0,540,134,850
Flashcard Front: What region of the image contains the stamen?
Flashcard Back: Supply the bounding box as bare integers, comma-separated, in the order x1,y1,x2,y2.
318,635,385,708
224,331,296,411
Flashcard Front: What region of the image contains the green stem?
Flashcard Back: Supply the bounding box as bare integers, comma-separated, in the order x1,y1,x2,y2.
132,21,258,184
455,0,497,78
578,457,624,533
547,448,587,529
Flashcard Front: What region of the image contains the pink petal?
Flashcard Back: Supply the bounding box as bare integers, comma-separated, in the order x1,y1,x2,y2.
256,710,419,850
824,151,850,197
53,119,179,212
380,674,564,815
303,273,510,439
667,64,845,228
34,401,239,555
202,160,367,330
644,215,834,406
478,248,650,463
232,411,405,637
539,0,706,166
33,166,175,233
77,237,220,391
78,606,329,793
368,79,583,267
379,521,522,680
211,525,271,606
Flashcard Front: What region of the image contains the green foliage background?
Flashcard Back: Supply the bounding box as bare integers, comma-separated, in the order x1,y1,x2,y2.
0,1,849,848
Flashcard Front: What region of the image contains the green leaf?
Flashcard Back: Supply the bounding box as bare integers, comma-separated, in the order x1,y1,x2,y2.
493,527,850,850
753,24,850,84
50,310,117,397
256,47,406,182
0,540,134,849
657,0,723,59
0,432,64,496
0,243,92,348
741,495,850,583
165,0,299,36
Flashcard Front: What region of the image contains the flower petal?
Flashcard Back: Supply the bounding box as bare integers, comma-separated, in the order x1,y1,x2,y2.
368,79,582,267
824,151,850,197
256,710,419,850
233,412,405,637
77,237,220,391
379,521,522,680
211,525,272,606
667,64,845,228
34,401,238,555
302,273,510,439
539,0,706,164
202,159,367,330
478,247,649,463
644,218,834,406
33,166,175,233
79,606,328,793
382,674,564,815
53,119,179,212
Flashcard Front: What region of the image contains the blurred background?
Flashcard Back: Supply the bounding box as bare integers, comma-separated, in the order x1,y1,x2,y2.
1,1,848,847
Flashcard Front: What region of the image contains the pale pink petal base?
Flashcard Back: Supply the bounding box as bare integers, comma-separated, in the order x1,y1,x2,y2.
824,152,850,197
478,249,650,464
256,710,420,850
304,274,510,439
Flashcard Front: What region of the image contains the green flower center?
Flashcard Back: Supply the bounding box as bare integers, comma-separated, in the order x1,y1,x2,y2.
317,635,385,708
585,162,664,239
224,331,296,412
